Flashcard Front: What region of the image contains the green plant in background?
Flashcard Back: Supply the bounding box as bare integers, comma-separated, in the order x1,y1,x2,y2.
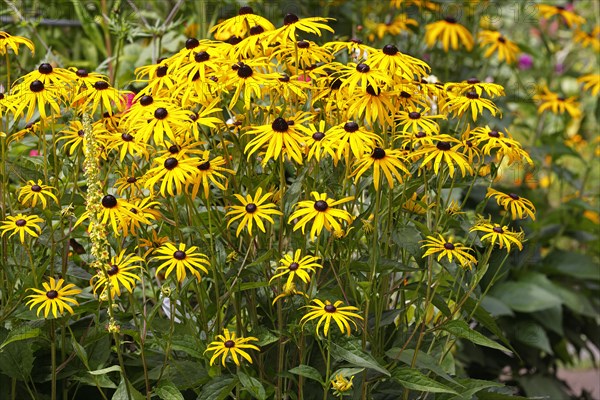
0,1,598,400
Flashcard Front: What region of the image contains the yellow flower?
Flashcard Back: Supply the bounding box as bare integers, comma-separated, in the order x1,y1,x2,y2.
367,44,429,80
352,147,410,190
470,222,524,252
0,31,35,55
425,17,474,52
345,84,397,126
367,14,418,40
137,229,169,258
573,26,600,51
421,234,477,269
154,242,210,283
331,374,354,396
413,136,473,178
188,151,234,199
72,80,128,116
91,250,143,298
143,155,199,197
289,192,354,239
10,79,64,122
486,188,536,221
337,62,391,96
478,30,520,65
578,74,600,96
395,107,444,134
269,249,322,285
219,58,281,111
265,13,334,46
209,6,275,39
445,78,505,98
301,299,363,337
226,188,283,237
26,278,81,319
303,120,337,162
76,194,147,236
444,91,500,122
271,281,307,305
326,121,382,160
18,180,58,209
272,40,333,71
0,213,44,243
205,328,259,367
538,4,585,28
533,86,581,119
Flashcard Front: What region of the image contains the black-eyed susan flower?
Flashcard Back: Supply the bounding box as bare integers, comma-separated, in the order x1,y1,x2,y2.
288,192,354,239
154,242,210,283
205,328,259,367
188,150,234,199
301,299,362,337
131,103,194,145
10,79,64,122
323,39,375,61
346,84,397,126
0,213,44,243
573,26,600,51
226,188,283,237
470,222,524,252
538,4,585,28
26,278,81,319
578,74,600,96
425,17,474,52
57,120,109,157
413,135,473,178
91,250,143,298
486,188,536,221
273,40,333,71
210,6,275,39
367,14,418,41
220,58,281,110
271,281,307,305
352,147,410,190
266,13,334,46
421,234,477,269
114,165,145,196
331,373,354,397
444,91,500,122
72,80,128,115
269,250,322,285
18,180,58,209
271,74,312,102
143,155,199,197
102,130,149,161
326,121,382,160
245,112,312,165
70,67,109,91
469,126,527,164
478,30,520,65
122,197,162,237
76,194,146,236
0,31,34,55
444,78,505,99
368,44,429,80
137,229,169,258
16,63,74,89
337,62,391,96
533,86,581,118
395,107,444,134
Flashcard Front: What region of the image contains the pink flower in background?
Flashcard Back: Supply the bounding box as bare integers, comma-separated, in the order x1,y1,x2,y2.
518,54,533,70
29,149,40,157
123,93,135,111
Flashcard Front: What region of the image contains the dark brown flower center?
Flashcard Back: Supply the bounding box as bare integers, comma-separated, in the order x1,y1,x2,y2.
371,147,386,159
30,80,44,93
508,193,520,200
76,68,89,77
249,25,264,35
31,184,42,192
168,145,180,154
488,130,500,138
272,117,289,132
78,129,85,137
444,242,455,250
314,200,328,211
344,122,359,132
466,91,479,99
102,195,118,208
154,107,168,120
46,290,59,299
324,304,336,312
350,38,363,44
38,63,53,74
94,81,109,90
139,95,153,106
120,133,134,142
224,340,236,348
127,177,137,183
400,91,411,98
173,250,187,260
195,51,210,62
284,13,299,25
382,44,398,55
366,85,380,96
408,111,421,119
198,161,210,171
226,35,242,45
186,37,200,49
156,65,168,77
164,157,178,170
436,141,452,151
15,219,27,227
279,74,290,82
237,64,253,78
498,36,506,43
239,6,253,15
356,63,370,73
312,131,325,141
466,78,480,84
107,264,119,276
330,78,342,90
415,131,426,138
493,226,503,233
297,40,310,49
289,262,299,271
245,203,258,213
444,16,457,23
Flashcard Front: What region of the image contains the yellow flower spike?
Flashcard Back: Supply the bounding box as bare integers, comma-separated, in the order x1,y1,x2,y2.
331,374,354,396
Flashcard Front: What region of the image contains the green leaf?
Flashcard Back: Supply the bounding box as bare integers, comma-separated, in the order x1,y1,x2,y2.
329,341,390,377
393,367,458,394
237,281,269,292
479,296,514,317
168,359,209,389
0,325,42,351
439,320,510,353
71,336,90,369
385,348,456,383
197,376,238,400
449,378,503,399
71,373,117,389
170,335,204,359
155,380,185,400
289,365,324,385
89,365,122,375
0,340,34,380
462,297,513,351
491,281,562,312
477,392,530,400
112,378,145,400
512,321,553,354
238,372,267,400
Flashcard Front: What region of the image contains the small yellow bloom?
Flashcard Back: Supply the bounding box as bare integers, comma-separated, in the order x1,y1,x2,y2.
331,374,354,396
26,278,81,319
205,328,259,367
